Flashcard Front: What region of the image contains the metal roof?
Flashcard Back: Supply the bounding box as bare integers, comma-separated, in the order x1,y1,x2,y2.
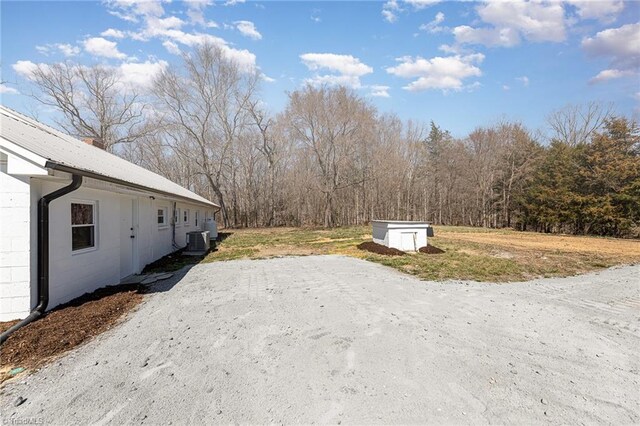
0,105,218,209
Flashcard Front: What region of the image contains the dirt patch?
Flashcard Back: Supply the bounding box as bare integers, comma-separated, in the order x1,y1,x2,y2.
142,248,206,273
0,284,144,383
357,241,406,256
440,232,640,257
257,245,323,257
418,245,445,254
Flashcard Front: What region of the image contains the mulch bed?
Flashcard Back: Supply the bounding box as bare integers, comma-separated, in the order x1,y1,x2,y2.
357,241,406,256
418,245,445,254
0,284,144,383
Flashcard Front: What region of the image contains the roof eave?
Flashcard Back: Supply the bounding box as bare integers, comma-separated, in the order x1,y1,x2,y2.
45,161,220,211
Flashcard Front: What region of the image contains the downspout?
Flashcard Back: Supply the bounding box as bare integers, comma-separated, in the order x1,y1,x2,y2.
171,201,180,250
0,174,83,344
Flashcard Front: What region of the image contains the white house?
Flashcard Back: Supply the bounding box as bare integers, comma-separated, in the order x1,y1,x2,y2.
372,220,432,252
0,106,219,322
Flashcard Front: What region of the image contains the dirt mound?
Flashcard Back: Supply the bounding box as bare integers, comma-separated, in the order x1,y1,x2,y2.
0,284,144,382
357,241,406,256
418,245,445,254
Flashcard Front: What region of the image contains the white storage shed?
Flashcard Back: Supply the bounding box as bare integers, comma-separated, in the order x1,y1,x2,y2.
372,220,432,252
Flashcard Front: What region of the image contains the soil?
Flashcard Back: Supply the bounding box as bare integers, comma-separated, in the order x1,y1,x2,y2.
418,245,445,254
357,241,406,256
0,284,144,383
142,248,206,273
440,231,640,257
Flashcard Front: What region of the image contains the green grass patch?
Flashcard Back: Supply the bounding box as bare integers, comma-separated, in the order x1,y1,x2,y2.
199,225,639,282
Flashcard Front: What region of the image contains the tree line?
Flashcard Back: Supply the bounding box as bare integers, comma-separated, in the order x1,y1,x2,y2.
23,43,640,237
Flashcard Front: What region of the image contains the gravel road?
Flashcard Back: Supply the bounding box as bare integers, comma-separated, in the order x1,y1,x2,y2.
1,256,638,424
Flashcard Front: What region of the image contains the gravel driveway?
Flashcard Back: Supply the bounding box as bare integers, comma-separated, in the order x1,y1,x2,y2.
1,256,638,424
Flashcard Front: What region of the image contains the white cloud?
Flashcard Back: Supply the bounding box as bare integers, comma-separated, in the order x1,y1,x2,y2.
370,85,390,98
516,76,529,86
158,30,257,71
503,85,510,91
582,23,640,83
224,0,245,5
454,0,566,47
386,53,484,92
382,0,399,23
234,20,262,40
107,0,166,20
566,0,624,23
36,43,80,57
35,45,50,55
101,28,126,39
105,0,258,72
382,9,397,23
582,23,640,64
405,0,440,10
301,53,373,77
420,11,445,33
261,74,276,83
0,84,19,95
453,26,520,47
300,53,373,89
57,44,81,57
184,0,212,25
304,74,364,88
83,37,127,59
589,68,635,84
145,16,185,36
12,60,40,79
117,60,168,89
162,40,181,55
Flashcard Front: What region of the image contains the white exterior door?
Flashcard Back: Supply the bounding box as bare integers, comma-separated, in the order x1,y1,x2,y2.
120,198,138,278
400,232,417,251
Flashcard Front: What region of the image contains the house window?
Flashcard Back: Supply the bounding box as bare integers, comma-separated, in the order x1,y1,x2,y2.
174,208,181,226
71,202,96,251
157,207,168,227
195,211,199,227
183,209,190,225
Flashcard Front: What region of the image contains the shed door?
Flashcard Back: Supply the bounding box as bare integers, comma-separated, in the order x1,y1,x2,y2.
120,198,138,279
400,232,417,251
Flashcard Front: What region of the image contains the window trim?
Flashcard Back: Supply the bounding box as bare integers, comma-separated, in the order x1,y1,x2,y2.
183,208,190,225
174,207,181,227
157,206,168,229
195,210,199,227
71,200,98,254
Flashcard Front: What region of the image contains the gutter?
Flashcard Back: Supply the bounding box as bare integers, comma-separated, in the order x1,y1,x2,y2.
46,162,220,212
1,175,83,344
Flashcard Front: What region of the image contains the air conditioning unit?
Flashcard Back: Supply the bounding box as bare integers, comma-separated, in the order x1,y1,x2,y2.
187,231,210,252
204,218,218,240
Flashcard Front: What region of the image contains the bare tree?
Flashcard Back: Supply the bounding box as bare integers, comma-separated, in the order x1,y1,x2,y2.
26,62,149,151
547,101,613,146
153,42,259,227
282,85,376,227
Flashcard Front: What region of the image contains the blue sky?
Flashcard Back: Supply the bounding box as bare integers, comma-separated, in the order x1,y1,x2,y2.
1,0,638,137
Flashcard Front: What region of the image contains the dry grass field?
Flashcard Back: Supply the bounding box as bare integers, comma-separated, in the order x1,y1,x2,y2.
202,226,640,282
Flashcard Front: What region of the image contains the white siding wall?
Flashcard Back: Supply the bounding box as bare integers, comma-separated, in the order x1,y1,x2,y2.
0,155,32,321
1,173,215,320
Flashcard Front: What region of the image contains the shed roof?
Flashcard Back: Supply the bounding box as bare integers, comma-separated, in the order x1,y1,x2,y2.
0,105,218,209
